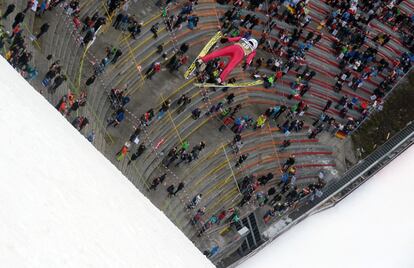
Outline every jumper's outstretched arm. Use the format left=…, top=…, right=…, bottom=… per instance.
left=245, top=50, right=256, bottom=65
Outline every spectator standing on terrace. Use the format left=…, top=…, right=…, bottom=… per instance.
left=37, top=0, right=48, bottom=17
left=85, top=74, right=96, bottom=86
left=23, top=1, right=34, bottom=13
left=157, top=99, right=171, bottom=119
left=187, top=14, right=199, bottom=30
left=226, top=93, right=235, bottom=104
left=309, top=124, right=324, bottom=139
left=254, top=114, right=267, bottom=129
left=127, top=144, right=146, bottom=165
left=66, top=97, right=80, bottom=116
left=108, top=0, right=121, bottom=15
left=323, top=100, right=332, bottom=112
left=145, top=62, right=161, bottom=80
left=259, top=173, right=274, bottom=186
left=219, top=116, right=234, bottom=132
left=149, top=178, right=161, bottom=191
left=173, top=54, right=189, bottom=72
left=280, top=139, right=291, bottom=151
left=12, top=12, right=25, bottom=28
left=2, top=4, right=15, bottom=20
left=111, top=48, right=123, bottom=64
left=82, top=28, right=95, bottom=47
left=94, top=16, right=107, bottom=32
left=165, top=147, right=179, bottom=167
left=43, top=60, right=61, bottom=82
left=10, top=23, right=22, bottom=39
left=116, top=142, right=131, bottom=162
left=283, top=155, right=295, bottom=171
left=176, top=94, right=191, bottom=113
left=192, top=207, right=206, bottom=225
left=78, top=117, right=89, bottom=132
left=49, top=74, right=67, bottom=94
left=188, top=194, right=203, bottom=209
left=86, top=131, right=95, bottom=143
left=107, top=108, right=125, bottom=128
left=167, top=184, right=175, bottom=197
left=71, top=116, right=83, bottom=130
left=190, top=141, right=205, bottom=160
left=150, top=23, right=159, bottom=39
left=55, top=95, right=67, bottom=113
left=173, top=182, right=185, bottom=196
left=149, top=173, right=167, bottom=191
left=175, top=150, right=189, bottom=167
left=180, top=42, right=189, bottom=54
left=36, top=23, right=50, bottom=39
left=129, top=127, right=141, bottom=144
left=235, top=154, right=249, bottom=168
left=113, top=12, right=124, bottom=29
left=313, top=112, right=327, bottom=127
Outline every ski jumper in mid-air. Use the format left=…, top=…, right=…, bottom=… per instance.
left=198, top=36, right=258, bottom=83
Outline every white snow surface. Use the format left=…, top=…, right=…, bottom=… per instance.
left=0, top=56, right=214, bottom=268
left=239, top=145, right=414, bottom=268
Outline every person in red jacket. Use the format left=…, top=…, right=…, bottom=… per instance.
left=11, top=24, right=21, bottom=38
left=116, top=142, right=131, bottom=162
left=145, top=62, right=161, bottom=80
left=198, top=36, right=258, bottom=83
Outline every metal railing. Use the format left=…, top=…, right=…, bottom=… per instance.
left=228, top=122, right=414, bottom=268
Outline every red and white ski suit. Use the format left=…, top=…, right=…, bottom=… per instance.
left=200, top=37, right=257, bottom=81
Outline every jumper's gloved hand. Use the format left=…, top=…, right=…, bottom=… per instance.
left=220, top=37, right=229, bottom=43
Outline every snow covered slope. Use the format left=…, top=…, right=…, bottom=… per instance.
left=239, top=146, right=414, bottom=268
left=0, top=56, right=213, bottom=268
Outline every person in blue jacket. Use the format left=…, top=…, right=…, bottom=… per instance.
left=107, top=108, right=125, bottom=128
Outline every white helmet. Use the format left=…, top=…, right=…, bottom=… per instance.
left=248, top=38, right=258, bottom=50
